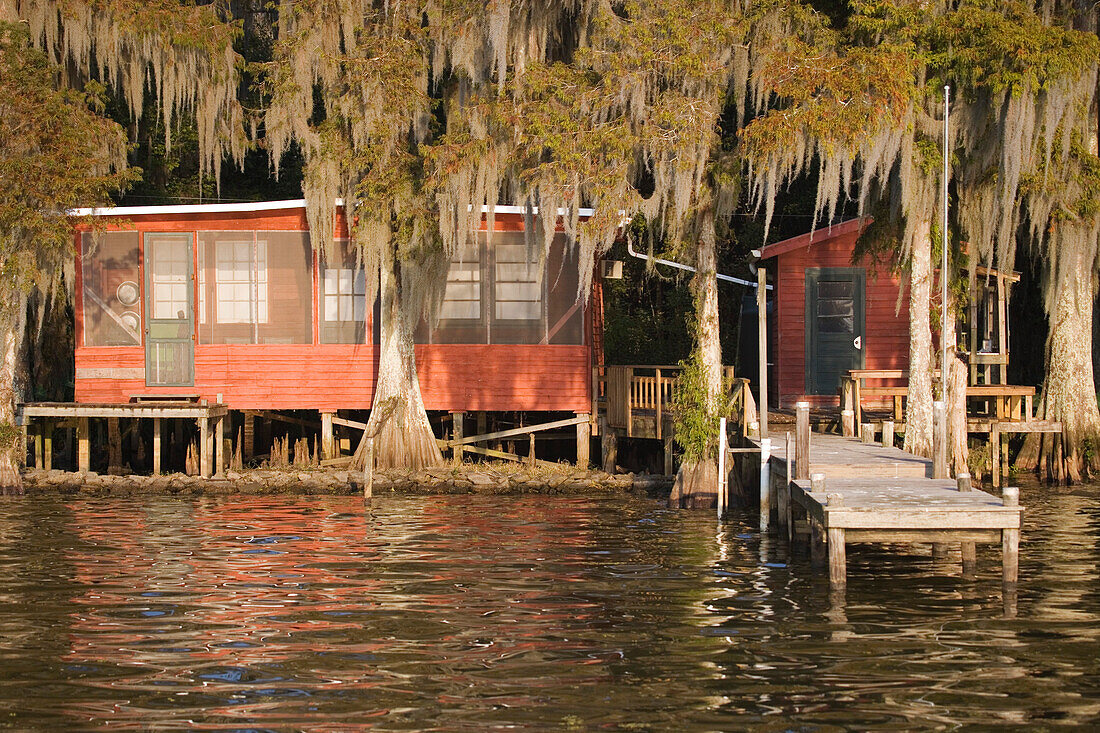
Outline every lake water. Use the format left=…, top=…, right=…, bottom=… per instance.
left=0, top=485, right=1097, bottom=729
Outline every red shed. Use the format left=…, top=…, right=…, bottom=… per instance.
left=759, top=218, right=909, bottom=409
left=73, top=200, right=599, bottom=416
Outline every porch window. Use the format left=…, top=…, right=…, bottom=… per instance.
left=441, top=247, right=482, bottom=320
left=216, top=240, right=268, bottom=324
left=80, top=232, right=141, bottom=347
left=494, top=243, right=541, bottom=320
left=320, top=239, right=367, bottom=344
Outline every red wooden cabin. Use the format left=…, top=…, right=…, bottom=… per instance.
left=74, top=200, right=599, bottom=417
left=759, top=218, right=909, bottom=409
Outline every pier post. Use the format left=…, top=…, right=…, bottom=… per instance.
left=881, top=420, right=894, bottom=449
left=718, top=417, right=727, bottom=521
left=77, top=418, right=90, bottom=473
left=663, top=434, right=674, bottom=476
left=152, top=418, right=162, bottom=475
left=214, top=413, right=226, bottom=478
left=841, top=409, right=854, bottom=438
left=932, top=401, right=947, bottom=479
left=826, top=494, right=846, bottom=588
left=810, top=473, right=826, bottom=567
left=363, top=436, right=374, bottom=500
left=42, top=422, right=52, bottom=471
left=451, top=411, right=464, bottom=465
left=576, top=415, right=591, bottom=469
left=860, top=423, right=874, bottom=444
left=321, top=412, right=335, bottom=460
left=794, top=402, right=810, bottom=480
left=33, top=428, right=42, bottom=470
left=1002, top=486, right=1020, bottom=585
left=957, top=472, right=977, bottom=575
left=198, top=417, right=212, bottom=479
left=759, top=438, right=772, bottom=532
left=600, top=415, right=617, bottom=473
left=779, top=432, right=791, bottom=539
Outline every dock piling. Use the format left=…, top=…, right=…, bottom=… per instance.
left=1002, top=486, right=1020, bottom=585
left=795, top=402, right=810, bottom=480
left=759, top=437, right=771, bottom=532
left=957, top=472, right=977, bottom=575
left=826, top=493, right=846, bottom=588
left=779, top=432, right=792, bottom=540
left=933, top=401, right=947, bottom=479
left=881, top=420, right=894, bottom=449
left=861, top=423, right=874, bottom=444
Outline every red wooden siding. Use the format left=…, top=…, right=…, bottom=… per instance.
left=766, top=221, right=909, bottom=408
left=73, top=203, right=595, bottom=413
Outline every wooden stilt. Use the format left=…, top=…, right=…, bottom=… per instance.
left=528, top=432, right=536, bottom=468
left=663, top=434, right=674, bottom=476
left=215, top=413, right=226, bottom=478
left=152, top=418, right=162, bottom=475
left=243, top=414, right=255, bottom=459
left=451, top=411, right=464, bottom=465
left=600, top=416, right=617, bottom=473
left=199, top=417, right=211, bottom=479
left=576, top=414, right=591, bottom=469
left=778, top=432, right=791, bottom=535
left=321, top=412, right=335, bottom=460
left=1002, top=486, right=1020, bottom=585
left=42, top=422, right=52, bottom=471
left=32, top=427, right=42, bottom=470
left=107, top=417, right=123, bottom=474
left=77, top=418, right=90, bottom=473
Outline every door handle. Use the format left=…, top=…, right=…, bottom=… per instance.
left=853, top=336, right=862, bottom=349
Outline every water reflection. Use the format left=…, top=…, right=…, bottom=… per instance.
left=0, top=488, right=1096, bottom=728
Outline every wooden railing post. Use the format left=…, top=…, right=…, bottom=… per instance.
left=655, top=368, right=663, bottom=440
left=795, top=401, right=810, bottom=480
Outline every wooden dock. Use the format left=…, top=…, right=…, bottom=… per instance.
left=741, top=415, right=1022, bottom=590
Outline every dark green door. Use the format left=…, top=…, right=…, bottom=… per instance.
left=144, top=232, right=195, bottom=387
left=805, top=267, right=865, bottom=395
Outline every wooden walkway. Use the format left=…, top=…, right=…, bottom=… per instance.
left=751, top=431, right=1022, bottom=590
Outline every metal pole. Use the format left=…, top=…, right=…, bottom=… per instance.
left=941, top=85, right=950, bottom=455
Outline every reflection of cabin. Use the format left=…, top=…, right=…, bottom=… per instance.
left=74, top=199, right=599, bottom=420
left=759, top=218, right=1019, bottom=409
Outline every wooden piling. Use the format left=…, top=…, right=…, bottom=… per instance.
left=1002, top=486, right=1020, bottom=584
left=841, top=409, right=854, bottom=439
left=363, top=436, right=374, bottom=500
left=933, top=401, right=947, bottom=479
left=528, top=432, right=536, bottom=468
left=576, top=414, right=591, bottom=468
left=451, top=411, right=464, bottom=465
left=321, top=412, right=335, bottom=460
left=956, top=472, right=977, bottom=574
left=33, top=428, right=43, bottom=470
left=881, top=420, right=894, bottom=449
left=198, top=417, right=212, bottom=479
left=77, top=418, right=90, bottom=473
left=779, top=432, right=791, bottom=538
left=861, top=423, right=874, bottom=444
left=42, top=422, right=52, bottom=471
left=826, top=493, right=846, bottom=588
left=215, top=413, right=226, bottom=478
left=663, top=434, right=674, bottom=476
left=810, top=473, right=826, bottom=567
left=759, top=438, right=772, bottom=532
left=600, top=415, right=617, bottom=473
left=152, top=418, right=162, bottom=475
left=795, top=402, right=810, bottom=480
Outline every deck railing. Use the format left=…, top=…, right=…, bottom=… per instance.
left=595, top=365, right=755, bottom=439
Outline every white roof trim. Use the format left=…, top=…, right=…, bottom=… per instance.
left=71, top=199, right=596, bottom=218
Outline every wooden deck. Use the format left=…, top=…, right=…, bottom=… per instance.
left=750, top=429, right=1022, bottom=590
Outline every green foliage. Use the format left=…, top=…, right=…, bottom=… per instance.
left=0, top=22, right=136, bottom=299
left=672, top=351, right=724, bottom=463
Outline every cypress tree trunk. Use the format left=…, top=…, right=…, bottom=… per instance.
left=364, top=252, right=444, bottom=471
left=1016, top=243, right=1100, bottom=482
left=903, top=220, right=935, bottom=458
left=669, top=209, right=721, bottom=509
left=0, top=300, right=24, bottom=494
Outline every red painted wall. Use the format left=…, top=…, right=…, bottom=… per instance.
left=74, top=205, right=594, bottom=413
left=768, top=223, right=909, bottom=408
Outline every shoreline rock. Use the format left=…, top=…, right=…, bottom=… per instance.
left=20, top=464, right=673, bottom=497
